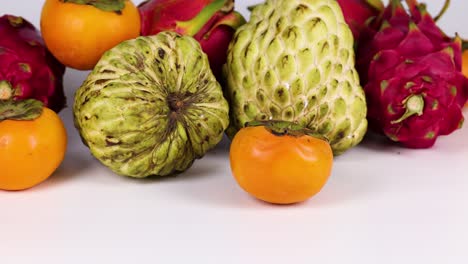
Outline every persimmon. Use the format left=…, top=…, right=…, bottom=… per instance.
left=463, top=50, right=468, bottom=78
left=40, top=0, right=141, bottom=70
left=463, top=49, right=468, bottom=107
left=0, top=100, right=67, bottom=191
left=229, top=121, right=333, bottom=205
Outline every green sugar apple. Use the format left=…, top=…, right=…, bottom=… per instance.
left=74, top=32, right=229, bottom=178
left=223, top=0, right=368, bottom=155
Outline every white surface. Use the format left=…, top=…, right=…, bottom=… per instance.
left=1, top=1, right=468, bottom=263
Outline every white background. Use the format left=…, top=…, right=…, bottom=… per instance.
left=1, top=0, right=468, bottom=263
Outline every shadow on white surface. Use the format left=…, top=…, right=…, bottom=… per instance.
left=42, top=152, right=96, bottom=187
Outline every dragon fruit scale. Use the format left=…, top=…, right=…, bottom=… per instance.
left=138, top=0, right=246, bottom=83
left=356, top=0, right=468, bottom=148
left=336, top=0, right=384, bottom=41
left=0, top=15, right=66, bottom=113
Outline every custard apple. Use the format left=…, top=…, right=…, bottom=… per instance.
left=223, top=0, right=368, bottom=155
left=74, top=32, right=229, bottom=178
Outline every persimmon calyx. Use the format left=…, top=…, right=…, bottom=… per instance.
left=0, top=99, right=43, bottom=121
left=245, top=120, right=329, bottom=142
left=61, top=0, right=126, bottom=13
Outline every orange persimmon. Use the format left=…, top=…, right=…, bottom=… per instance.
left=463, top=50, right=468, bottom=107
left=40, top=0, right=141, bottom=70
left=0, top=106, right=67, bottom=191
left=229, top=121, right=333, bottom=205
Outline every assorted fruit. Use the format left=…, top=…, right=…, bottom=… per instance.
left=1, top=0, right=468, bottom=204
left=223, top=0, right=368, bottom=156
left=0, top=14, right=67, bottom=191
left=139, top=0, right=246, bottom=82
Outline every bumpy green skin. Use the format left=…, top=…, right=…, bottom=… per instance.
left=223, top=0, right=368, bottom=155
left=74, top=32, right=229, bottom=178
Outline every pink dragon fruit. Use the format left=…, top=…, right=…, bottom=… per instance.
left=0, top=15, right=66, bottom=113
left=138, top=0, right=245, bottom=82
left=356, top=0, right=468, bottom=148
left=337, top=0, right=384, bottom=41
